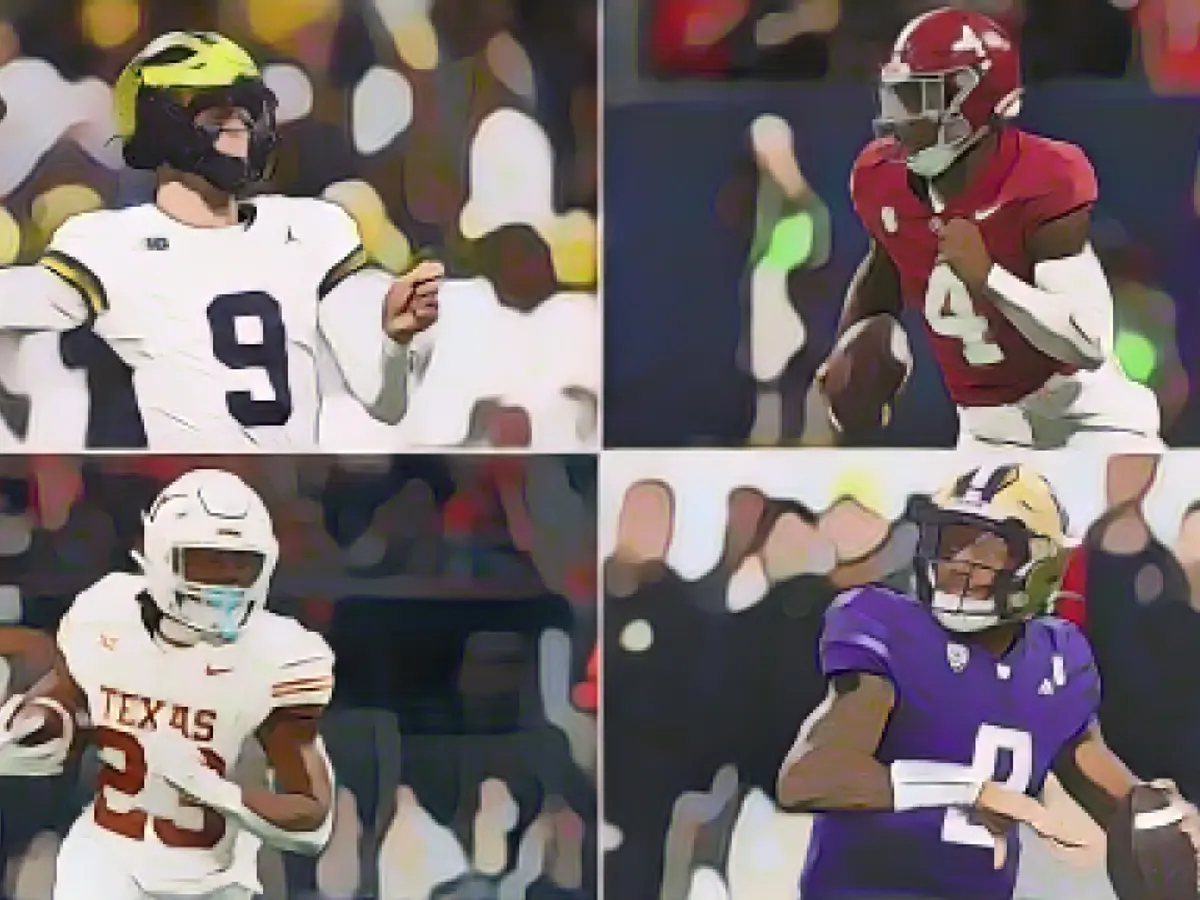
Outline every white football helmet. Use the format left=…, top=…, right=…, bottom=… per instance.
left=133, top=469, right=278, bottom=641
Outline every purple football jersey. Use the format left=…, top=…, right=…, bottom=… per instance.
left=799, top=584, right=1100, bottom=900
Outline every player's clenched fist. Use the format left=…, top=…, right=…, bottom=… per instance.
left=936, top=218, right=994, bottom=294
left=385, top=260, right=443, bottom=343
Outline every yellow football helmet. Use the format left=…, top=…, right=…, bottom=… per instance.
left=909, top=463, right=1072, bottom=633
left=114, top=32, right=278, bottom=193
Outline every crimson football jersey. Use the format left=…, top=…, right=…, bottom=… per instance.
left=850, top=128, right=1098, bottom=407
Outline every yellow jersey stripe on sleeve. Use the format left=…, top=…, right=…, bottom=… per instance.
left=318, top=245, right=369, bottom=300
left=39, top=251, right=108, bottom=317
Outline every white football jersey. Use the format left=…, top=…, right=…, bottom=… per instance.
left=57, top=572, right=334, bottom=895
left=34, top=196, right=397, bottom=451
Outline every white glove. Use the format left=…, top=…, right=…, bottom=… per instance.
left=140, top=727, right=241, bottom=814
left=0, top=694, right=70, bottom=777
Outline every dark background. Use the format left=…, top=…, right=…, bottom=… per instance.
left=0, top=454, right=597, bottom=900
left=604, top=453, right=1200, bottom=899
left=605, top=0, right=1200, bottom=447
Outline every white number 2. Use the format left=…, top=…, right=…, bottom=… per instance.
left=924, top=264, right=1006, bottom=366
left=942, top=724, right=1033, bottom=850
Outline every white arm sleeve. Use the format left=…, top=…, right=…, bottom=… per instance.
left=0, top=265, right=91, bottom=331
left=984, top=244, right=1113, bottom=369
left=318, top=269, right=412, bottom=424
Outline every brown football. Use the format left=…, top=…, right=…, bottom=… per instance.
left=819, top=314, right=913, bottom=436
left=7, top=701, right=67, bottom=746
left=1107, top=783, right=1200, bottom=900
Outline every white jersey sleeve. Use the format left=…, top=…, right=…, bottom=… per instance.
left=0, top=213, right=102, bottom=331
left=56, top=573, right=145, bottom=684
left=265, top=620, right=335, bottom=711
left=307, top=202, right=412, bottom=424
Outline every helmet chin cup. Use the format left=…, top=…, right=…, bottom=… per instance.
left=904, top=114, right=981, bottom=179
left=933, top=607, right=1000, bottom=633
left=931, top=588, right=1003, bottom=633
left=906, top=143, right=960, bottom=178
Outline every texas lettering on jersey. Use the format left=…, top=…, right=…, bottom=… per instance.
left=56, top=572, right=334, bottom=894
left=850, top=128, right=1098, bottom=406
left=97, top=686, right=217, bottom=743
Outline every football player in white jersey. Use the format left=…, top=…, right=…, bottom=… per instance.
left=0, top=468, right=337, bottom=899
left=0, top=32, right=440, bottom=451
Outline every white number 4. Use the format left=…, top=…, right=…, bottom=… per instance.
left=924, top=264, right=1005, bottom=366
left=943, top=724, right=1033, bottom=850
left=952, top=24, right=987, bottom=58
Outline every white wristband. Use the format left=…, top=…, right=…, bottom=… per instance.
left=890, top=760, right=985, bottom=811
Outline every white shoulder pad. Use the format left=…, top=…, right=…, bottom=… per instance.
left=255, top=614, right=335, bottom=709
left=302, top=200, right=369, bottom=301
left=38, top=210, right=119, bottom=319
left=57, top=573, right=147, bottom=658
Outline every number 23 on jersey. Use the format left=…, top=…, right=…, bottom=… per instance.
left=94, top=726, right=229, bottom=849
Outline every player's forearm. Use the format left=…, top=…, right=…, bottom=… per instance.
left=0, top=627, right=58, bottom=688
left=213, top=782, right=332, bottom=854
left=1055, top=728, right=1139, bottom=828
left=319, top=271, right=412, bottom=424
left=365, top=337, right=411, bottom=423
left=984, top=248, right=1111, bottom=370
left=833, top=244, right=901, bottom=345
left=0, top=266, right=89, bottom=331
left=777, top=748, right=894, bottom=812
left=239, top=783, right=329, bottom=833
left=780, top=751, right=991, bottom=815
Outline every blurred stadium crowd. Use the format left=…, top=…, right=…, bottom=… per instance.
left=605, top=0, right=1200, bottom=447
left=645, top=0, right=1191, bottom=88
left=603, top=451, right=1200, bottom=900
left=0, top=0, right=598, bottom=450
left=0, top=454, right=597, bottom=900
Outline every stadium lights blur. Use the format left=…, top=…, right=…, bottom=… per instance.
left=1115, top=329, right=1158, bottom=383
left=0, top=207, right=19, bottom=265
left=81, top=0, right=141, bottom=50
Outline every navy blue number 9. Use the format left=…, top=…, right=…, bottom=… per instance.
left=207, top=292, right=293, bottom=427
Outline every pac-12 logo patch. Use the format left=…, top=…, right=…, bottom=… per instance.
left=947, top=642, right=969, bottom=673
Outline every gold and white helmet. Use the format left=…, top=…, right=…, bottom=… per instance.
left=909, top=463, right=1072, bottom=633
left=133, top=469, right=278, bottom=641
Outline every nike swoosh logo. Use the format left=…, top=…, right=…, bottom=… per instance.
left=974, top=204, right=1003, bottom=221
left=206, top=666, right=232, bottom=676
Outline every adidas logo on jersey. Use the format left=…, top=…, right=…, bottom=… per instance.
left=1038, top=678, right=1054, bottom=696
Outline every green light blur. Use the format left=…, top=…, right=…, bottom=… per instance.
left=763, top=212, right=814, bottom=271
left=1115, top=330, right=1158, bottom=383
